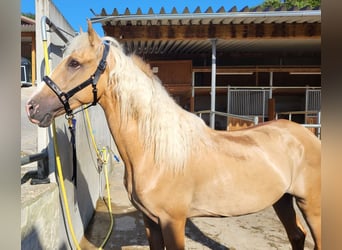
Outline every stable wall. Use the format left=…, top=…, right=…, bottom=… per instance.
left=149, top=60, right=192, bottom=109
left=149, top=60, right=192, bottom=85
left=21, top=1, right=121, bottom=249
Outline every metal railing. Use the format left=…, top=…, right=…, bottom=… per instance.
left=227, top=87, right=270, bottom=122
left=276, top=110, right=321, bottom=139
left=21, top=151, right=48, bottom=166
left=196, top=109, right=321, bottom=138
left=305, top=88, right=321, bottom=122
left=193, top=85, right=321, bottom=123
left=195, top=110, right=259, bottom=130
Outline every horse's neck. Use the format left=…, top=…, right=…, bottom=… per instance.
left=99, top=94, right=145, bottom=193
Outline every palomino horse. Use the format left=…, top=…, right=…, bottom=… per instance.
left=26, top=21, right=321, bottom=250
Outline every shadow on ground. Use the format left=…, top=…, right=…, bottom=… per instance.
left=80, top=199, right=231, bottom=250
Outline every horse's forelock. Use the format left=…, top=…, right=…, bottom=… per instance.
left=62, top=33, right=115, bottom=58
left=63, top=33, right=91, bottom=57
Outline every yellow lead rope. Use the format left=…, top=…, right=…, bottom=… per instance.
left=51, top=122, right=81, bottom=250
left=84, top=108, right=114, bottom=249
left=43, top=40, right=81, bottom=249
left=98, top=147, right=114, bottom=250
left=44, top=39, right=113, bottom=249
left=84, top=107, right=103, bottom=163
left=44, top=39, right=81, bottom=250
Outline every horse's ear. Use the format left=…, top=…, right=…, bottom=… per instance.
left=87, top=19, right=101, bottom=46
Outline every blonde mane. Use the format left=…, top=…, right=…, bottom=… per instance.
left=102, top=36, right=212, bottom=173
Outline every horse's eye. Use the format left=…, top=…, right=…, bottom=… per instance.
left=68, top=59, right=80, bottom=68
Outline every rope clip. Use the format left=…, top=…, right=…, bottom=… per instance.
left=97, top=158, right=103, bottom=172
left=66, top=113, right=75, bottom=128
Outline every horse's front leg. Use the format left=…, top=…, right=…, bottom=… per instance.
left=142, top=213, right=165, bottom=249
left=159, top=216, right=187, bottom=250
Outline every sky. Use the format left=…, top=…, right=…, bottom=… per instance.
left=21, top=0, right=264, bottom=36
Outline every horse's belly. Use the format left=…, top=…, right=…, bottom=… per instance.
left=189, top=190, right=278, bottom=217
left=188, top=160, right=290, bottom=217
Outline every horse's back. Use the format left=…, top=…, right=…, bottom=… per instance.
left=214, top=119, right=320, bottom=195
left=254, top=119, right=321, bottom=170
left=184, top=119, right=311, bottom=216
left=267, top=119, right=320, bottom=153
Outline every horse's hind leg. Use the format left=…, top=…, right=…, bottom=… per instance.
left=273, top=193, right=306, bottom=250
left=143, top=214, right=165, bottom=249
left=295, top=194, right=321, bottom=250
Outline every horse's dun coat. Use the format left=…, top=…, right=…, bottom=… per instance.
left=26, top=20, right=321, bottom=250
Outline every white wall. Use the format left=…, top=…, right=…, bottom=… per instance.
left=23, top=1, right=120, bottom=249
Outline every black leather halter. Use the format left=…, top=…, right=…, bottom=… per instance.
left=43, top=40, right=110, bottom=119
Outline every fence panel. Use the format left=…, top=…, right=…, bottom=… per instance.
left=306, top=89, right=321, bottom=112
left=227, top=87, right=270, bottom=121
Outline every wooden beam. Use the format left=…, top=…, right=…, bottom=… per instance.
left=192, top=66, right=321, bottom=73
left=21, top=32, right=35, bottom=37
left=104, top=22, right=320, bottom=41
left=164, top=84, right=192, bottom=93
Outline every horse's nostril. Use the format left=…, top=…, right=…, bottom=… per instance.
left=26, top=101, right=38, bottom=117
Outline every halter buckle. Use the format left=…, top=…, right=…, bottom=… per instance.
left=97, top=60, right=107, bottom=73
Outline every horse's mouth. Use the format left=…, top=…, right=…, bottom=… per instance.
left=38, top=113, right=54, bottom=127
left=26, top=98, right=67, bottom=127
left=29, top=113, right=54, bottom=127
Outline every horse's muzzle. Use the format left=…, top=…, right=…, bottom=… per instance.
left=26, top=100, right=53, bottom=127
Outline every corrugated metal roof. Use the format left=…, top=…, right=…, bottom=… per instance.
left=122, top=38, right=320, bottom=56
left=91, top=5, right=321, bottom=26
left=90, top=6, right=321, bottom=56
left=21, top=15, right=35, bottom=32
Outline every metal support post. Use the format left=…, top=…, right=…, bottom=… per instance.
left=210, top=39, right=217, bottom=129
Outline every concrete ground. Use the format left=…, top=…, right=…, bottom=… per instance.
left=80, top=164, right=315, bottom=250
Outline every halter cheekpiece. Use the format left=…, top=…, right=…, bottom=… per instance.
left=43, top=40, right=110, bottom=119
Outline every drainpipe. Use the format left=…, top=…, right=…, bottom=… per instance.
left=41, top=16, right=69, bottom=44
left=210, top=39, right=217, bottom=129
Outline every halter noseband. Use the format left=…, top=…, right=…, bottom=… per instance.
left=43, top=40, right=110, bottom=119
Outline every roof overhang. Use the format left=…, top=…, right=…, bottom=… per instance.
left=92, top=9, right=321, bottom=26
left=21, top=15, right=35, bottom=43
left=90, top=7, right=321, bottom=56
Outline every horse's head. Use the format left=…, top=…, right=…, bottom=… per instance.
left=26, top=20, right=110, bottom=127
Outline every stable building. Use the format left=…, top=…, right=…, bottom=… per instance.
left=91, top=5, right=321, bottom=130
left=21, top=15, right=36, bottom=86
